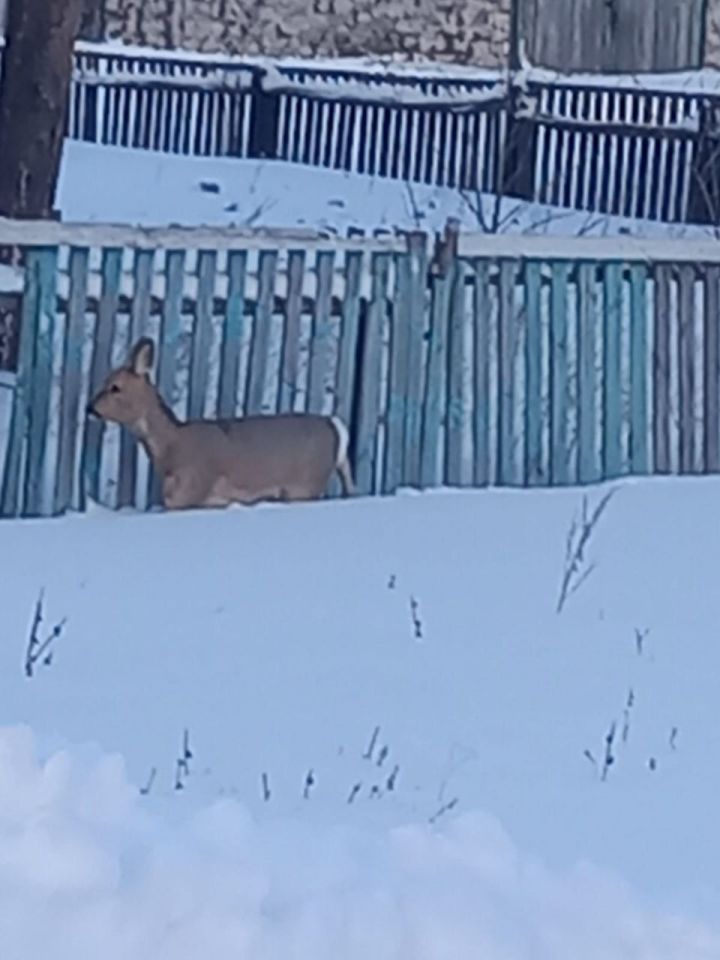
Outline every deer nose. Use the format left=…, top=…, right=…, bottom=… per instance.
left=86, top=402, right=97, bottom=417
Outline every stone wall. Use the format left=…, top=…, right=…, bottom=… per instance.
left=705, top=0, right=720, bottom=67
left=102, top=0, right=512, bottom=67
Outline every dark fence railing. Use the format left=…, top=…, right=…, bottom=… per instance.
left=4, top=40, right=719, bottom=227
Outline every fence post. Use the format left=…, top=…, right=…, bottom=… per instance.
left=501, top=76, right=536, bottom=202
left=248, top=68, right=280, bottom=159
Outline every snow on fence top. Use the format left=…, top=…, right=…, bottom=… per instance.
left=2, top=217, right=720, bottom=264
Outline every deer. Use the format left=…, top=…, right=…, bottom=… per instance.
left=86, top=337, right=355, bottom=510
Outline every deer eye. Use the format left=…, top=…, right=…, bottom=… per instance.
left=110, top=384, right=121, bottom=393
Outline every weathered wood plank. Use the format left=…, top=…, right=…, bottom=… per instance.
left=496, top=259, right=516, bottom=485
left=403, top=232, right=428, bottom=487
left=217, top=250, right=246, bottom=419
left=420, top=265, right=451, bottom=488
left=118, top=248, right=155, bottom=509
left=703, top=264, right=720, bottom=473
left=473, top=259, right=490, bottom=487
left=524, top=260, right=543, bottom=485
left=307, top=250, right=335, bottom=414
left=653, top=264, right=671, bottom=473
left=577, top=263, right=598, bottom=484
left=54, top=247, right=89, bottom=515
left=677, top=264, right=695, bottom=473
left=187, top=250, right=217, bottom=421
left=550, top=260, right=569, bottom=484
left=24, top=248, right=58, bottom=517
left=384, top=248, right=411, bottom=494
left=629, top=263, right=649, bottom=474
left=278, top=249, right=305, bottom=414
left=147, top=249, right=185, bottom=508
left=82, top=247, right=123, bottom=506
left=602, top=261, right=623, bottom=478
left=445, top=261, right=467, bottom=486
left=0, top=249, right=45, bottom=517
left=355, top=252, right=390, bottom=494
left=245, top=250, right=278, bottom=415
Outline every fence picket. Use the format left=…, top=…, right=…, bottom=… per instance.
left=703, top=265, right=720, bottom=472
left=24, top=248, right=58, bottom=517
left=54, top=247, right=90, bottom=515
left=550, top=261, right=570, bottom=484
left=445, top=261, right=466, bottom=486
left=653, top=265, right=671, bottom=473
left=677, top=264, right=696, bottom=473
left=118, top=248, right=155, bottom=508
left=217, top=250, right=247, bottom=419
left=403, top=233, right=428, bottom=488
left=603, top=261, right=623, bottom=478
left=497, top=260, right=517, bottom=485
left=473, top=260, right=490, bottom=487
left=278, top=250, right=305, bottom=413
left=384, top=249, right=411, bottom=494
left=307, top=251, right=335, bottom=413
left=0, top=250, right=48, bottom=517
left=82, top=247, right=123, bottom=506
left=355, top=252, right=390, bottom=494
left=629, top=263, right=649, bottom=474
left=245, top=250, right=278, bottom=414
left=188, top=250, right=217, bottom=420
left=577, top=263, right=598, bottom=484
left=524, top=260, right=543, bottom=485
left=420, top=267, right=451, bottom=488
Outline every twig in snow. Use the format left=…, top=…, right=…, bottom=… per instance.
left=347, top=782, right=362, bottom=804
left=174, top=760, right=185, bottom=791
left=387, top=574, right=396, bottom=590
left=429, top=797, right=459, bottom=824
left=369, top=784, right=381, bottom=799
left=556, top=489, right=616, bottom=614
left=386, top=765, right=400, bottom=792
left=583, top=749, right=598, bottom=770
left=622, top=688, right=634, bottom=744
left=648, top=757, right=657, bottom=772
left=669, top=727, right=678, bottom=751
left=635, top=627, right=649, bottom=656
left=410, top=596, right=424, bottom=640
left=303, top=769, right=315, bottom=800
left=24, top=591, right=67, bottom=678
left=601, top=721, right=617, bottom=781
left=139, top=767, right=157, bottom=796
left=376, top=745, right=389, bottom=768
left=363, top=725, right=380, bottom=761
left=261, top=772, right=271, bottom=802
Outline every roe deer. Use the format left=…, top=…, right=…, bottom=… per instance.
left=87, top=337, right=355, bottom=510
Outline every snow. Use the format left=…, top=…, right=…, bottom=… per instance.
left=0, top=481, right=719, bottom=957
left=56, top=141, right=714, bottom=240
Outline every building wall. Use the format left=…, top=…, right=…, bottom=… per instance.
left=102, top=0, right=512, bottom=66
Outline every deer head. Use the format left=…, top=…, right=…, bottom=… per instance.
left=87, top=337, right=159, bottom=428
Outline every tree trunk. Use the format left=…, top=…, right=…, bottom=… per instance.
left=0, top=0, right=84, bottom=219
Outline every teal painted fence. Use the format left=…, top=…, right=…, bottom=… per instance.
left=1, top=221, right=719, bottom=518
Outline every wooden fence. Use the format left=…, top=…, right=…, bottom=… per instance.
left=1, top=219, right=720, bottom=518
left=54, top=42, right=720, bottom=226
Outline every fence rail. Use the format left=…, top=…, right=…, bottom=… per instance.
left=1, top=220, right=719, bottom=518
left=41, top=42, right=720, bottom=227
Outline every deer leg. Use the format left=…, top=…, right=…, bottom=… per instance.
left=336, top=459, right=355, bottom=497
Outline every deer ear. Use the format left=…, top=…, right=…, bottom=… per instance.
left=129, top=337, right=155, bottom=377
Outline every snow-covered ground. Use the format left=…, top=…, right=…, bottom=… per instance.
left=57, top=140, right=714, bottom=240
left=0, top=480, right=720, bottom=958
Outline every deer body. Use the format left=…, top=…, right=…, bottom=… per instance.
left=88, top=338, right=354, bottom=510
